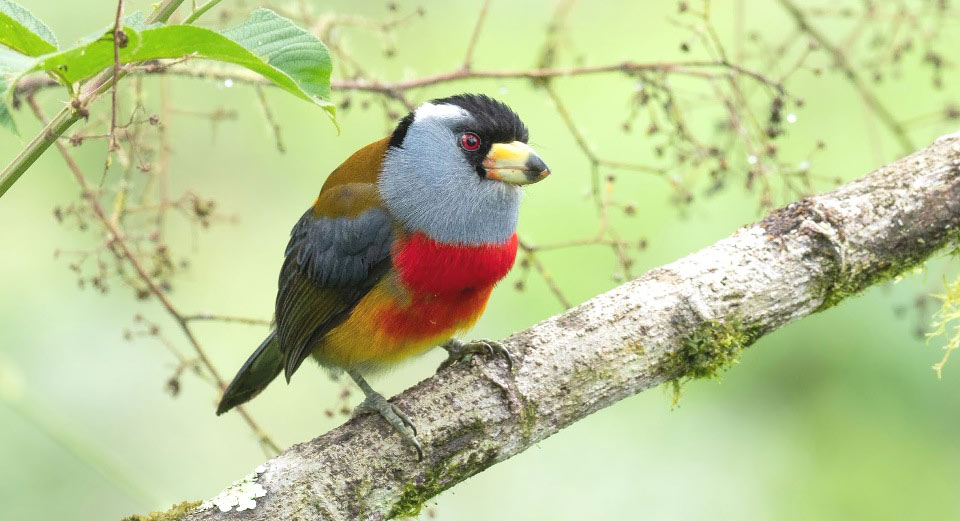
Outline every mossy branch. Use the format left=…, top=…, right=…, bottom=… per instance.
left=142, top=131, right=959, bottom=521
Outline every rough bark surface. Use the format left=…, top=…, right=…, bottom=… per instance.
left=174, top=132, right=960, bottom=521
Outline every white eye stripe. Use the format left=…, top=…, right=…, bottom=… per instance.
left=414, top=102, right=470, bottom=123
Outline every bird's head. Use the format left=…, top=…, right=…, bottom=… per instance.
left=379, top=93, right=550, bottom=245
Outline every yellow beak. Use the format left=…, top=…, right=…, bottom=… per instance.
left=482, top=141, right=551, bottom=185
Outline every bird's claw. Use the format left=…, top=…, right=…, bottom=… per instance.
left=354, top=392, right=423, bottom=461
left=439, top=338, right=514, bottom=371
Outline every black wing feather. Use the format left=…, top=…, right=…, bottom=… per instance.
left=275, top=207, right=393, bottom=380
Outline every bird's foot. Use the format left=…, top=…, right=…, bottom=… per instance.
left=438, top=338, right=514, bottom=371
left=353, top=390, right=423, bottom=461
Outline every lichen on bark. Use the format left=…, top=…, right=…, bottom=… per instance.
left=121, top=501, right=201, bottom=521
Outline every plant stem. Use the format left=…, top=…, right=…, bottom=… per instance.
left=0, top=0, right=190, bottom=201
left=0, top=70, right=122, bottom=200
left=146, top=0, right=187, bottom=24
left=183, top=0, right=223, bottom=25
left=0, top=107, right=80, bottom=198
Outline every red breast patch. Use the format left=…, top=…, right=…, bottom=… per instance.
left=393, top=232, right=518, bottom=294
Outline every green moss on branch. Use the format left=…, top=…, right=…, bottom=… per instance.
left=388, top=450, right=497, bottom=519
left=662, top=316, right=764, bottom=402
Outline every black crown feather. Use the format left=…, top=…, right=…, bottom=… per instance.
left=389, top=93, right=529, bottom=149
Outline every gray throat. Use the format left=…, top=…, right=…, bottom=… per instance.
left=379, top=149, right=521, bottom=245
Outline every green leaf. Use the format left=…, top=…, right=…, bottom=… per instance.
left=0, top=0, right=57, bottom=56
left=0, top=79, right=15, bottom=134
left=0, top=8, right=335, bottom=135
left=32, top=28, right=144, bottom=86
left=123, top=11, right=161, bottom=31
left=0, top=47, right=36, bottom=135
left=0, top=46, right=34, bottom=78
left=131, top=8, right=334, bottom=117
left=221, top=8, right=333, bottom=105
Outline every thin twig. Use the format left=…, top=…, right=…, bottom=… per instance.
left=109, top=0, right=124, bottom=151
left=328, top=60, right=783, bottom=92
left=26, top=95, right=281, bottom=456
left=517, top=238, right=572, bottom=309
left=777, top=0, right=915, bottom=153
left=184, top=313, right=272, bottom=326
left=461, top=0, right=491, bottom=71
left=255, top=85, right=286, bottom=153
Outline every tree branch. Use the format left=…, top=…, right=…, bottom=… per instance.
left=140, top=131, right=960, bottom=521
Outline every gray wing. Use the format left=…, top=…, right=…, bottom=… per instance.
left=275, top=207, right=393, bottom=380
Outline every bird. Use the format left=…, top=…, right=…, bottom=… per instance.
left=215, top=93, right=550, bottom=459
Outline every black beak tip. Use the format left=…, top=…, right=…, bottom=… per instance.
left=525, top=155, right=549, bottom=174
left=524, top=155, right=550, bottom=182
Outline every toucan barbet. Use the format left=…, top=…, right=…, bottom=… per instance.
left=216, top=94, right=550, bottom=459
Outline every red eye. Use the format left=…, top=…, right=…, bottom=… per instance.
left=460, top=132, right=481, bottom=151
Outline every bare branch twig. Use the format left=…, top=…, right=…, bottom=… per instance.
left=461, top=0, right=491, bottom=71
left=777, top=0, right=915, bottom=153
left=25, top=96, right=281, bottom=456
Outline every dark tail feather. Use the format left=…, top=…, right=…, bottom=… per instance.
left=216, top=331, right=283, bottom=416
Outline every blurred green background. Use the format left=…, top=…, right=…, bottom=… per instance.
left=1, top=1, right=959, bottom=520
